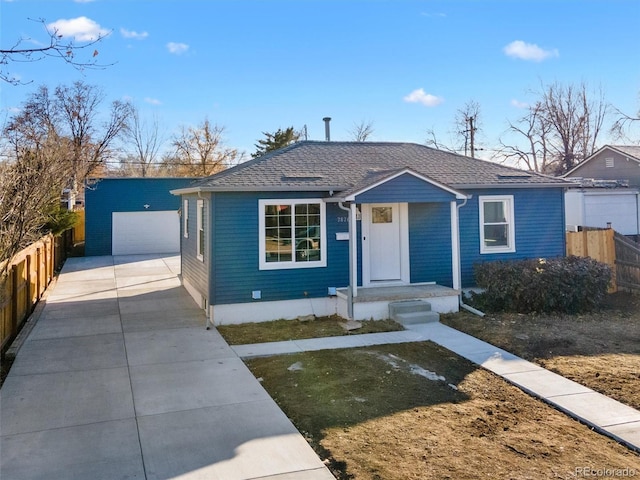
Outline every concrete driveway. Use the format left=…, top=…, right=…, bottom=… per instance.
left=0, top=255, right=333, bottom=480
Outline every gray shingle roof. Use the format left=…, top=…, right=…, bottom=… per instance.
left=611, top=145, right=640, bottom=161
left=177, top=142, right=569, bottom=196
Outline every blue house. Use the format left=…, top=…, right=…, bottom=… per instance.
left=171, top=142, right=570, bottom=324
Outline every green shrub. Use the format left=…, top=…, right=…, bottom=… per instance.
left=472, top=256, right=611, bottom=314
left=42, top=206, right=78, bottom=236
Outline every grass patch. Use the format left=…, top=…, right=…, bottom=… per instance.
left=217, top=315, right=403, bottom=345
left=246, top=342, right=640, bottom=479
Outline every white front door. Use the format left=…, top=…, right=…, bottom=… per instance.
left=362, top=203, right=409, bottom=284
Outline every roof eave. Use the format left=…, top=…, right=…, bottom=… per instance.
left=171, top=185, right=348, bottom=195
left=452, top=182, right=572, bottom=189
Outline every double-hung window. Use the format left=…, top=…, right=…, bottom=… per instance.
left=479, top=195, right=515, bottom=254
left=259, top=199, right=326, bottom=270
left=196, top=199, right=205, bottom=261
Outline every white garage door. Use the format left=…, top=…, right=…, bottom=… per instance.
left=112, top=211, right=180, bottom=255
left=585, top=193, right=638, bottom=235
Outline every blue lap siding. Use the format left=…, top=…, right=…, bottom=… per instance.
left=409, top=203, right=453, bottom=286
left=459, top=187, right=566, bottom=286
left=180, top=193, right=209, bottom=301
left=210, top=192, right=349, bottom=305
left=354, top=173, right=457, bottom=204
left=178, top=185, right=566, bottom=307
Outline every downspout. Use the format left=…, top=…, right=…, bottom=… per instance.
left=636, top=191, right=640, bottom=238
left=338, top=201, right=355, bottom=319
left=455, top=196, right=485, bottom=317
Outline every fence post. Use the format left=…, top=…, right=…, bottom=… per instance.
left=26, top=254, right=32, bottom=313
left=11, top=265, right=18, bottom=340
left=36, top=247, right=41, bottom=298
left=48, top=235, right=54, bottom=284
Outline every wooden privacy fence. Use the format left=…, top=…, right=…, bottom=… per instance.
left=73, top=209, right=85, bottom=243
left=615, top=231, right=640, bottom=292
left=566, top=227, right=640, bottom=293
left=0, top=233, right=71, bottom=353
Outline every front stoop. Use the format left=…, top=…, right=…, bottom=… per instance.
left=389, top=300, right=440, bottom=325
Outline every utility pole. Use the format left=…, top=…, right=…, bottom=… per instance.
left=468, top=115, right=476, bottom=158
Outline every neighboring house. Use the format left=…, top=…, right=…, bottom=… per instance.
left=171, top=141, right=570, bottom=324
left=85, top=177, right=199, bottom=256
left=563, top=145, right=640, bottom=237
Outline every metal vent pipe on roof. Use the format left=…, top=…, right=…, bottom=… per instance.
left=323, top=117, right=331, bottom=141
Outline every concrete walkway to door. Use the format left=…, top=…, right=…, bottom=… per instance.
left=233, top=323, right=640, bottom=453
left=0, top=255, right=334, bottom=480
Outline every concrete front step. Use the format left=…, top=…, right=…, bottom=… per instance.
left=389, top=300, right=440, bottom=325
left=394, top=310, right=440, bottom=325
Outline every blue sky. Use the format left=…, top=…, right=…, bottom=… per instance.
left=2, top=0, right=639, bottom=160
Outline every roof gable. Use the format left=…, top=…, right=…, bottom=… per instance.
left=564, top=145, right=640, bottom=177
left=344, top=168, right=467, bottom=202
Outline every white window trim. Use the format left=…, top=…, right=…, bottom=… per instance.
left=258, top=199, right=327, bottom=270
left=196, top=199, right=204, bottom=261
left=183, top=199, right=189, bottom=238
left=479, top=195, right=515, bottom=254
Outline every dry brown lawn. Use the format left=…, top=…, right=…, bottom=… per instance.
left=442, top=291, right=640, bottom=410
left=247, top=340, right=640, bottom=479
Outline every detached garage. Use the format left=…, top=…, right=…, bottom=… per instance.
left=565, top=186, right=640, bottom=236
left=85, top=178, right=199, bottom=256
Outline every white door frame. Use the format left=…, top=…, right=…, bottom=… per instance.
left=361, top=203, right=410, bottom=286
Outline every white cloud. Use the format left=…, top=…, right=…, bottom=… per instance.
left=403, top=88, right=444, bottom=107
left=510, top=99, right=529, bottom=109
left=167, top=42, right=189, bottom=55
left=47, top=17, right=109, bottom=41
left=503, top=40, right=559, bottom=62
left=144, top=97, right=162, bottom=105
left=74, top=0, right=95, bottom=3
left=420, top=12, right=446, bottom=18
left=120, top=28, right=149, bottom=40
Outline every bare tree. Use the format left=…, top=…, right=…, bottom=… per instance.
left=425, top=127, right=458, bottom=153
left=1, top=100, right=73, bottom=276
left=610, top=94, right=640, bottom=143
left=348, top=120, right=375, bottom=142
left=425, top=100, right=483, bottom=156
left=499, top=82, right=608, bottom=174
left=123, top=106, right=164, bottom=177
left=0, top=81, right=131, bottom=272
left=1, top=18, right=111, bottom=85
left=170, top=119, right=242, bottom=176
left=496, top=101, right=554, bottom=172
left=54, top=81, right=132, bottom=188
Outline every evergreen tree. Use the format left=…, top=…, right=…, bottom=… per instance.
left=252, top=127, right=300, bottom=158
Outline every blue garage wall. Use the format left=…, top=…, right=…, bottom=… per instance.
left=459, top=187, right=566, bottom=287
left=211, top=192, right=349, bottom=305
left=85, top=178, right=198, bottom=256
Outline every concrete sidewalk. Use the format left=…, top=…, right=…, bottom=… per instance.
left=233, top=322, right=640, bottom=452
left=0, top=255, right=334, bottom=480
